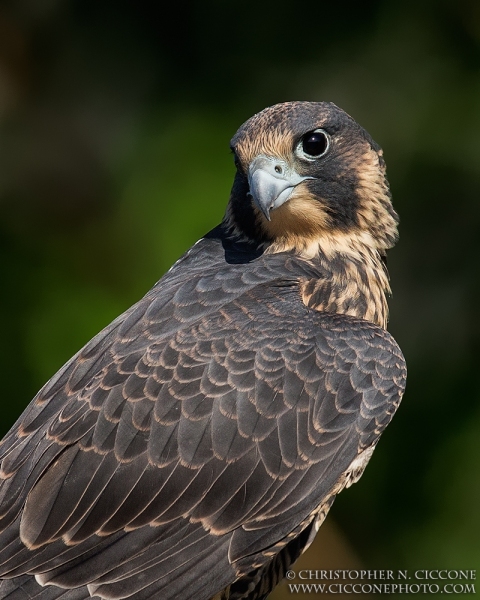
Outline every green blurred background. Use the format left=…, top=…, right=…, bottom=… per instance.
left=0, top=0, right=478, bottom=597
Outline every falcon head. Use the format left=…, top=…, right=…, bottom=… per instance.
left=227, top=101, right=398, bottom=256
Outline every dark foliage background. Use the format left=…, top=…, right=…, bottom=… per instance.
left=0, top=1, right=478, bottom=597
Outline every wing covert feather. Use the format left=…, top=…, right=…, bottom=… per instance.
left=0, top=242, right=406, bottom=599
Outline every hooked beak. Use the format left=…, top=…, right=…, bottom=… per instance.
left=247, top=156, right=313, bottom=221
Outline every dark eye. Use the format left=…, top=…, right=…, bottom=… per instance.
left=296, top=129, right=330, bottom=160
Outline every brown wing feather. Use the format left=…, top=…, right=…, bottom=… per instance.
left=0, top=239, right=406, bottom=600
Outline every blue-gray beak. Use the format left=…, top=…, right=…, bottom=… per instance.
left=248, top=156, right=313, bottom=221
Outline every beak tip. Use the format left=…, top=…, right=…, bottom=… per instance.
left=258, top=203, right=272, bottom=221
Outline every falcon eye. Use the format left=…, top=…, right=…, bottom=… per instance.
left=296, top=129, right=330, bottom=160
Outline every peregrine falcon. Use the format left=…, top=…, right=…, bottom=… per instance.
left=0, top=102, right=406, bottom=600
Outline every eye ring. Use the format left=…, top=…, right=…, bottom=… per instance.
left=295, top=129, right=330, bottom=161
